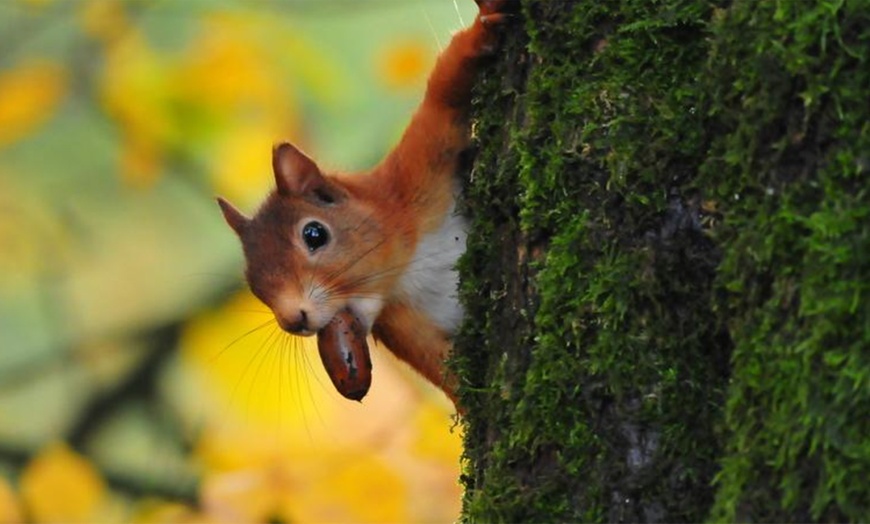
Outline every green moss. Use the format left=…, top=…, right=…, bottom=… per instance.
left=456, top=0, right=870, bottom=521
left=456, top=0, right=727, bottom=521
left=701, top=1, right=870, bottom=521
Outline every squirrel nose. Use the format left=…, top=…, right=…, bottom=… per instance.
left=276, top=308, right=313, bottom=336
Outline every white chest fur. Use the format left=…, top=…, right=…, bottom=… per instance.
left=396, top=197, right=467, bottom=335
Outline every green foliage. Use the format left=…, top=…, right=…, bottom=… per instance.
left=456, top=0, right=870, bottom=521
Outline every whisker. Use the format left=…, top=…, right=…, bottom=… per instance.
left=306, top=245, right=324, bottom=302
left=319, top=235, right=389, bottom=291
left=292, top=336, right=316, bottom=443
left=181, top=272, right=242, bottom=280
left=229, top=324, right=279, bottom=416
left=421, top=2, right=444, bottom=52
left=211, top=318, right=276, bottom=364
left=283, top=332, right=307, bottom=436
left=270, top=332, right=293, bottom=433
left=452, top=0, right=465, bottom=28
left=289, top=335, right=301, bottom=430
left=319, top=245, right=406, bottom=297
left=317, top=205, right=388, bottom=288
left=230, top=309, right=275, bottom=315
left=276, top=331, right=288, bottom=434
left=306, top=206, right=383, bottom=301
left=299, top=339, right=329, bottom=427
left=246, top=326, right=283, bottom=423
left=321, top=248, right=460, bottom=299
left=316, top=202, right=463, bottom=301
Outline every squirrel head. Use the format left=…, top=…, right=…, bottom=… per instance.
left=217, top=143, right=407, bottom=336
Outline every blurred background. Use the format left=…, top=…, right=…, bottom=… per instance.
left=0, top=0, right=475, bottom=522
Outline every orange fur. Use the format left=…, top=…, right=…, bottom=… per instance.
left=372, top=302, right=458, bottom=405
left=218, top=2, right=511, bottom=404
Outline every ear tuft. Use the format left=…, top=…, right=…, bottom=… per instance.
left=272, top=142, right=323, bottom=196
left=217, top=197, right=249, bottom=236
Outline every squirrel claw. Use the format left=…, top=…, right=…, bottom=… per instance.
left=475, top=0, right=520, bottom=17
left=476, top=0, right=520, bottom=30
left=480, top=12, right=519, bottom=27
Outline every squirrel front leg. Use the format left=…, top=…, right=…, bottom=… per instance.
left=425, top=0, right=514, bottom=110
left=377, top=1, right=514, bottom=215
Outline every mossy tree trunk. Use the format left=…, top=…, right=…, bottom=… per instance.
left=454, top=1, right=870, bottom=522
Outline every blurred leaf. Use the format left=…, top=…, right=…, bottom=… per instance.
left=0, top=476, right=23, bottom=524
left=19, top=0, right=55, bottom=9
left=0, top=61, right=66, bottom=147
left=292, top=451, right=407, bottom=523
left=178, top=13, right=305, bottom=202
left=273, top=28, right=348, bottom=108
left=199, top=467, right=281, bottom=523
left=209, top=123, right=281, bottom=206
left=379, top=39, right=432, bottom=91
left=85, top=400, right=198, bottom=497
left=198, top=430, right=409, bottom=523
left=0, top=177, right=72, bottom=282
left=177, top=14, right=293, bottom=114
left=129, top=499, right=206, bottom=524
left=96, top=11, right=303, bottom=191
left=79, top=0, right=130, bottom=42
left=99, top=34, right=173, bottom=186
left=19, top=442, right=108, bottom=523
left=57, top=181, right=240, bottom=344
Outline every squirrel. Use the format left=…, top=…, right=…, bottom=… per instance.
left=217, top=0, right=514, bottom=406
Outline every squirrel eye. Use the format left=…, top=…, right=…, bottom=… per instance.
left=302, top=221, right=330, bottom=252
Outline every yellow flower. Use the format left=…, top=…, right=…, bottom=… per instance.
left=0, top=61, right=66, bottom=147
left=19, top=443, right=108, bottom=523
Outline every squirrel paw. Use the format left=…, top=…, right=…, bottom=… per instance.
left=475, top=0, right=520, bottom=26
left=473, top=0, right=519, bottom=55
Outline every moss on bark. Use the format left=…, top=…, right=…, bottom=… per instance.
left=454, top=0, right=870, bottom=522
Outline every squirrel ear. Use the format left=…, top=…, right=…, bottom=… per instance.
left=272, top=142, right=323, bottom=196
left=217, top=197, right=249, bottom=236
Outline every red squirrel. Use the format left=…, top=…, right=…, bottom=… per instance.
left=217, top=0, right=513, bottom=406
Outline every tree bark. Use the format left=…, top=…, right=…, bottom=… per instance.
left=454, top=1, right=870, bottom=522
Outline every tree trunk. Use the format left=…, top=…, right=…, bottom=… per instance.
left=454, top=1, right=870, bottom=522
